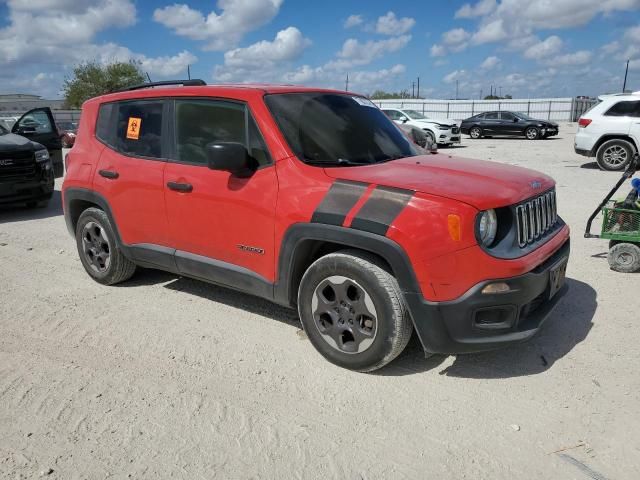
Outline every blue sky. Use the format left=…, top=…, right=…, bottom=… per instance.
left=1, top=0, right=639, bottom=99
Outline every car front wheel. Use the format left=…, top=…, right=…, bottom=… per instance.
left=525, top=127, right=539, bottom=140
left=469, top=126, right=482, bottom=139
left=596, top=139, right=635, bottom=171
left=298, top=250, right=413, bottom=372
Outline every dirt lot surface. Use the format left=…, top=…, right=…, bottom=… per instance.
left=1, top=124, right=639, bottom=479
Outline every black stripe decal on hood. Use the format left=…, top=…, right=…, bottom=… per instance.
left=311, top=180, right=368, bottom=226
left=350, top=186, right=414, bottom=235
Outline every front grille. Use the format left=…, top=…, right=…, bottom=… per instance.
left=0, top=152, right=36, bottom=181
left=451, top=126, right=459, bottom=134
left=515, top=190, right=558, bottom=247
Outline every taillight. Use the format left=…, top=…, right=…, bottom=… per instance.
left=578, top=118, right=592, bottom=128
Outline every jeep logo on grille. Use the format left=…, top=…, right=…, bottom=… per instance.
left=0, top=159, right=13, bottom=166
left=530, top=181, right=542, bottom=189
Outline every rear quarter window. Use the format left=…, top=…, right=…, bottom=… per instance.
left=605, top=101, right=640, bottom=117
left=96, top=103, right=115, bottom=145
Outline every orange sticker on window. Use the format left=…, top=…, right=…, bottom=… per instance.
left=126, top=117, right=141, bottom=140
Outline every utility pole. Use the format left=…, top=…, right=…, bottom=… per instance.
left=345, top=73, right=349, bottom=92
left=417, top=77, right=420, bottom=98
left=480, top=89, right=483, bottom=100
left=455, top=80, right=459, bottom=100
left=499, top=86, right=502, bottom=98
left=411, top=82, right=415, bottom=99
left=623, top=60, right=630, bottom=92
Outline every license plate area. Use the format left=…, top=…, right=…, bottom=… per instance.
left=548, top=258, right=567, bottom=299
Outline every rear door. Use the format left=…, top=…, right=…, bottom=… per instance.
left=92, top=99, right=171, bottom=258
left=12, top=107, right=63, bottom=177
left=482, top=112, right=501, bottom=134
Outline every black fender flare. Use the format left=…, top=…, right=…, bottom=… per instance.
left=273, top=223, right=422, bottom=307
left=63, top=187, right=123, bottom=244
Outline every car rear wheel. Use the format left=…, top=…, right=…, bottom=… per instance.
left=596, top=139, right=635, bottom=171
left=469, top=126, right=482, bottom=139
left=608, top=242, right=640, bottom=273
left=75, top=207, right=136, bottom=285
left=298, top=250, right=413, bottom=372
left=424, top=130, right=436, bottom=146
left=525, top=127, right=539, bottom=140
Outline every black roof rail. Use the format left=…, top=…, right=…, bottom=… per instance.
left=113, top=79, right=207, bottom=93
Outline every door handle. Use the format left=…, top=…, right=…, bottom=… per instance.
left=99, top=169, right=119, bottom=179
left=167, top=181, right=193, bottom=193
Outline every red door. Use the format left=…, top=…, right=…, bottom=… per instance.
left=92, top=99, right=170, bottom=246
left=163, top=99, right=277, bottom=282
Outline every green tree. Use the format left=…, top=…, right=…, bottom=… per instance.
left=370, top=89, right=414, bottom=100
left=63, top=61, right=145, bottom=108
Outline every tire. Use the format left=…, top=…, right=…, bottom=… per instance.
left=596, top=139, right=635, bottom=171
left=298, top=250, right=413, bottom=372
left=424, top=130, right=436, bottom=146
left=607, top=242, right=640, bottom=273
left=469, top=126, right=482, bottom=139
left=75, top=207, right=136, bottom=285
left=525, top=127, right=539, bottom=140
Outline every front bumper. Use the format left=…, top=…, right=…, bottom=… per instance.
left=404, top=239, right=570, bottom=354
left=0, top=163, right=54, bottom=205
left=436, top=128, right=461, bottom=145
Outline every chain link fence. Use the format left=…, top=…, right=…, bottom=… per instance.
left=375, top=97, right=597, bottom=122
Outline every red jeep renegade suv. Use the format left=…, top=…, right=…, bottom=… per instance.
left=62, top=80, right=570, bottom=372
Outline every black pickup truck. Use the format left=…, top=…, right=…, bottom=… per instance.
left=0, top=107, right=63, bottom=208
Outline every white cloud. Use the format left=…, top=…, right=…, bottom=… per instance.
left=455, top=0, right=497, bottom=18
left=154, top=0, right=284, bottom=51
left=430, top=44, right=446, bottom=57
left=443, top=69, right=467, bottom=84
left=543, top=50, right=593, bottom=66
left=375, top=11, right=415, bottom=35
left=624, top=24, right=640, bottom=42
left=213, top=27, right=311, bottom=81
left=523, top=36, right=563, bottom=60
left=471, top=19, right=507, bottom=44
left=344, top=14, right=363, bottom=28
left=329, top=35, right=411, bottom=68
left=442, top=28, right=470, bottom=46
left=282, top=64, right=407, bottom=93
left=139, top=51, right=198, bottom=77
left=479, top=55, right=500, bottom=70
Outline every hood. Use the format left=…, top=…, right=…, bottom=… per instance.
left=0, top=133, right=41, bottom=153
left=323, top=155, right=554, bottom=211
left=530, top=118, right=558, bottom=127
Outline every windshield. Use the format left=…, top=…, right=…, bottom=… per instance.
left=265, top=93, right=418, bottom=166
left=404, top=109, right=428, bottom=120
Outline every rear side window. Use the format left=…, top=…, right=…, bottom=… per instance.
left=96, top=103, right=114, bottom=145
left=485, top=112, right=499, bottom=120
left=115, top=101, right=164, bottom=159
left=174, top=99, right=271, bottom=166
left=605, top=101, right=640, bottom=117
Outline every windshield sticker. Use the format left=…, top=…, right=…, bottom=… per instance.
left=352, top=97, right=376, bottom=108
left=126, top=117, right=141, bottom=140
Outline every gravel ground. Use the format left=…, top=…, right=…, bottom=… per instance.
left=1, top=123, right=639, bottom=479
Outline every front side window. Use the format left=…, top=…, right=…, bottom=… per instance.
left=501, top=112, right=516, bottom=121
left=174, top=99, right=271, bottom=166
left=605, top=101, right=640, bottom=117
left=115, top=101, right=164, bottom=158
left=383, top=109, right=401, bottom=121
left=404, top=109, right=427, bottom=120
left=265, top=93, right=418, bottom=166
left=485, top=112, right=500, bottom=120
left=17, top=110, right=53, bottom=134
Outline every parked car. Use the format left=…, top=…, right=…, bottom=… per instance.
left=381, top=108, right=461, bottom=146
left=0, top=121, right=55, bottom=208
left=574, top=92, right=640, bottom=171
left=62, top=81, right=569, bottom=372
left=10, top=108, right=63, bottom=177
left=460, top=111, right=559, bottom=140
left=58, top=121, right=78, bottom=148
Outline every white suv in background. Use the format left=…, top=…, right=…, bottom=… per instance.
left=575, top=92, right=640, bottom=171
left=382, top=108, right=461, bottom=147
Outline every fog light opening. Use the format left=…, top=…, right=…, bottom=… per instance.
left=481, top=282, right=511, bottom=294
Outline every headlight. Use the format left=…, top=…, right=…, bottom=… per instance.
left=478, top=209, right=498, bottom=246
left=34, top=149, right=50, bottom=162
left=437, top=125, right=450, bottom=130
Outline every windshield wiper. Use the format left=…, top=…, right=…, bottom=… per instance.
left=304, top=157, right=373, bottom=167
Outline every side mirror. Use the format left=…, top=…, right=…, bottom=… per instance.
left=206, top=142, right=254, bottom=177
left=513, top=117, right=519, bottom=122
left=399, top=116, right=408, bottom=123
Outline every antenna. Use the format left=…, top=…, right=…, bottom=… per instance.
left=623, top=60, right=630, bottom=92
left=146, top=72, right=152, bottom=83
left=345, top=73, right=349, bottom=92
left=187, top=65, right=191, bottom=80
